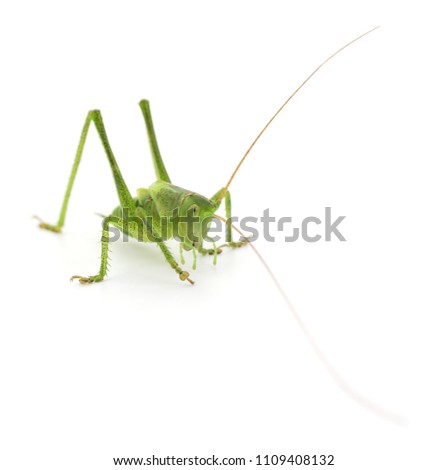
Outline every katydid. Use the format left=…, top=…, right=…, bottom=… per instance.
left=36, top=26, right=379, bottom=285
left=36, top=27, right=400, bottom=422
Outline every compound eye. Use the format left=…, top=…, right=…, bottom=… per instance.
left=190, top=204, right=199, bottom=215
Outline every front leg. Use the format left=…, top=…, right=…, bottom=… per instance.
left=208, top=189, right=248, bottom=254
left=157, top=241, right=194, bottom=285
left=70, top=215, right=114, bottom=284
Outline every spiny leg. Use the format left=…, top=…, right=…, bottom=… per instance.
left=36, top=109, right=136, bottom=233
left=71, top=215, right=114, bottom=284
left=157, top=241, right=194, bottom=285
left=104, top=202, right=192, bottom=285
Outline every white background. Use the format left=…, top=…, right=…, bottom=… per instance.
left=1, top=1, right=446, bottom=469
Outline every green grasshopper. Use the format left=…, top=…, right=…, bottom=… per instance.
left=35, top=97, right=245, bottom=285
left=35, top=98, right=246, bottom=285
left=36, top=27, right=379, bottom=286
left=36, top=27, right=402, bottom=422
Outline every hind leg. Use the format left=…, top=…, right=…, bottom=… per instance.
left=36, top=108, right=135, bottom=233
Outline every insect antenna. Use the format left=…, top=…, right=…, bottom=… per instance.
left=217, top=26, right=380, bottom=204
left=214, top=214, right=404, bottom=425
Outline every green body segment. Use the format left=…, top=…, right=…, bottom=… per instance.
left=111, top=181, right=217, bottom=246
left=36, top=100, right=245, bottom=284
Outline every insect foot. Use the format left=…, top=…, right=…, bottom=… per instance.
left=179, top=271, right=194, bottom=285
left=207, top=248, right=223, bottom=255
left=33, top=216, right=61, bottom=233
left=228, top=240, right=249, bottom=249
left=213, top=240, right=249, bottom=253
left=70, top=275, right=103, bottom=284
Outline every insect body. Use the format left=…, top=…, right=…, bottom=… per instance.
left=35, top=27, right=402, bottom=422
left=36, top=27, right=379, bottom=285
left=36, top=100, right=246, bottom=284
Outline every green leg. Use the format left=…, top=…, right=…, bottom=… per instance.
left=224, top=190, right=233, bottom=243
left=222, top=191, right=248, bottom=247
left=36, top=109, right=136, bottom=233
left=70, top=216, right=114, bottom=284
left=118, top=217, right=195, bottom=284
left=70, top=211, right=191, bottom=284
left=139, top=100, right=171, bottom=183
left=157, top=241, right=194, bottom=284
left=207, top=189, right=247, bottom=254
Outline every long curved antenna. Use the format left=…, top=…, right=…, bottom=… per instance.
left=217, top=26, right=380, bottom=204
left=214, top=214, right=405, bottom=425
